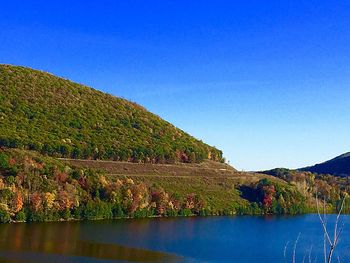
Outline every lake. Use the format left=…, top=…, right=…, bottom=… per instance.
left=0, top=214, right=349, bottom=262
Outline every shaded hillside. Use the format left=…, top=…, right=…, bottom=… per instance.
left=0, top=64, right=222, bottom=163
left=300, top=152, right=350, bottom=176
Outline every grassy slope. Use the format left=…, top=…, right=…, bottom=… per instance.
left=0, top=64, right=222, bottom=163
left=0, top=146, right=307, bottom=224
left=63, top=158, right=284, bottom=212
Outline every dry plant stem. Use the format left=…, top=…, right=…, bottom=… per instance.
left=308, top=245, right=313, bottom=263
left=284, top=241, right=290, bottom=263
left=316, top=195, right=345, bottom=263
left=324, top=233, right=327, bottom=263
left=293, top=233, right=301, bottom=263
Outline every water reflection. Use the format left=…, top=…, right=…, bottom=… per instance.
left=1, top=216, right=350, bottom=263
left=0, top=221, right=181, bottom=263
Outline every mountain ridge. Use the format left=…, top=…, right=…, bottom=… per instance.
left=300, top=152, right=350, bottom=176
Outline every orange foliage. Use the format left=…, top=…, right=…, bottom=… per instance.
left=12, top=191, right=23, bottom=213
left=30, top=192, right=42, bottom=212
left=184, top=193, right=196, bottom=209
left=58, top=190, right=74, bottom=210
left=8, top=158, right=16, bottom=166
left=55, top=171, right=68, bottom=183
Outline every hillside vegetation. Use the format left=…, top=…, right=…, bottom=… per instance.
left=0, top=64, right=222, bottom=163
left=0, top=64, right=323, bottom=223
left=260, top=168, right=350, bottom=212
left=0, top=148, right=308, bottom=223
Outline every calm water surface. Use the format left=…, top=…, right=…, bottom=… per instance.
left=0, top=215, right=350, bottom=263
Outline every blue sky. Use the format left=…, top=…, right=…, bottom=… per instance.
left=1, top=1, right=350, bottom=170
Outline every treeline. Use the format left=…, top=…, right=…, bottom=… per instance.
left=0, top=64, right=223, bottom=164
left=237, top=178, right=308, bottom=215
left=0, top=149, right=211, bottom=223
left=0, top=136, right=217, bottom=164
left=0, top=148, right=313, bottom=223
left=260, top=168, right=349, bottom=212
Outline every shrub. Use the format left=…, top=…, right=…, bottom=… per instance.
left=0, top=209, right=10, bottom=223
left=15, top=210, right=26, bottom=222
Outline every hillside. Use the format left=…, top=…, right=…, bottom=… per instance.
left=0, top=64, right=311, bottom=223
left=0, top=148, right=307, bottom=223
left=260, top=167, right=350, bottom=213
left=300, top=152, right=350, bottom=176
left=0, top=64, right=222, bottom=163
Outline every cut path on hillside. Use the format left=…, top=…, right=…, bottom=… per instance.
left=60, top=158, right=280, bottom=183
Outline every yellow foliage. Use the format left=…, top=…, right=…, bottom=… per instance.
left=0, top=203, right=9, bottom=212
left=44, top=192, right=56, bottom=209
left=99, top=175, right=108, bottom=187
left=0, top=179, right=5, bottom=190
left=125, top=189, right=133, bottom=199
left=126, top=178, right=134, bottom=185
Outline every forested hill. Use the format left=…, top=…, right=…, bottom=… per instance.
left=300, top=152, right=350, bottom=176
left=0, top=64, right=223, bottom=163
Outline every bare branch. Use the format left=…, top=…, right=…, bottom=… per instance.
left=326, top=197, right=346, bottom=263
left=334, top=198, right=345, bottom=245
left=283, top=241, right=289, bottom=263
left=335, top=221, right=345, bottom=246
left=324, top=233, right=327, bottom=263
left=308, top=245, right=313, bottom=263
left=316, top=194, right=332, bottom=246
left=293, top=233, right=301, bottom=263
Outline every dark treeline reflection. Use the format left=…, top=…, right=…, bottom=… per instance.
left=0, top=221, right=180, bottom=262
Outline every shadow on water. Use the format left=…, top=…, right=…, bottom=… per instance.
left=0, top=221, right=181, bottom=263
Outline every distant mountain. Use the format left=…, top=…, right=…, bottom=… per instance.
left=0, top=64, right=223, bottom=163
left=300, top=152, right=350, bottom=176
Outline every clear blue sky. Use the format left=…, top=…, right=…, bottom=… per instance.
left=1, top=1, right=350, bottom=170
